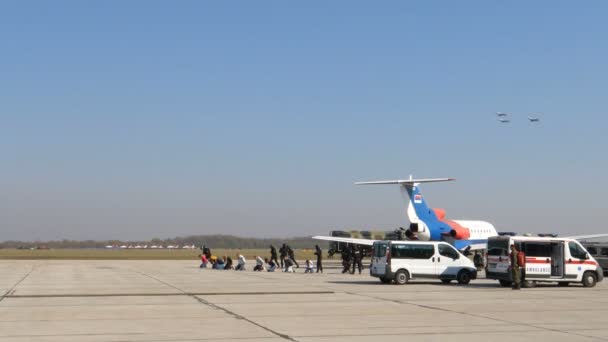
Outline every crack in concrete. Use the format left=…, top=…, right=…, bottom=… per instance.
left=0, top=266, right=35, bottom=303
left=133, top=269, right=299, bottom=342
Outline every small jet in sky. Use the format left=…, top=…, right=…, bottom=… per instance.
left=528, top=116, right=540, bottom=122
left=498, top=118, right=510, bottom=123
left=496, top=112, right=508, bottom=117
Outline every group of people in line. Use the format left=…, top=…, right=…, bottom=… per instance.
left=198, top=244, right=325, bottom=273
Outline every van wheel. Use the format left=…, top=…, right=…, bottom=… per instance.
left=457, top=270, right=471, bottom=285
left=441, top=279, right=452, bottom=284
left=582, top=272, right=597, bottom=288
left=394, top=270, right=409, bottom=285
left=499, top=280, right=512, bottom=287
left=380, top=277, right=392, bottom=284
left=558, top=282, right=569, bottom=287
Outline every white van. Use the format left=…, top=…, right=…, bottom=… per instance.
left=486, top=236, right=604, bottom=287
left=370, top=240, right=477, bottom=285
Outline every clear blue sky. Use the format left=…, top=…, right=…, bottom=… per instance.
left=1, top=1, right=607, bottom=241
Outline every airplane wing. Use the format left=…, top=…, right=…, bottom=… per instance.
left=564, top=234, right=608, bottom=240
left=312, top=236, right=376, bottom=246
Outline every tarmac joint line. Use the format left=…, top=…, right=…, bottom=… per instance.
left=132, top=269, right=300, bottom=342
left=0, top=265, right=35, bottom=303
left=345, top=291, right=608, bottom=342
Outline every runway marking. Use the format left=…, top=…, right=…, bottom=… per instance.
left=0, top=266, right=35, bottom=303
left=132, top=270, right=300, bottom=342
left=0, top=332, right=275, bottom=341
left=345, top=291, right=608, bottom=341
left=4, top=291, right=334, bottom=299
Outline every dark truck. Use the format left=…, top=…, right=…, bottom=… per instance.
left=581, top=242, right=608, bottom=275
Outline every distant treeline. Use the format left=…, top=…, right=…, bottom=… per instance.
left=0, top=234, right=328, bottom=250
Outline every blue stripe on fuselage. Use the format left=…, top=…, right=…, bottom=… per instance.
left=408, top=186, right=453, bottom=241
left=453, top=239, right=488, bottom=251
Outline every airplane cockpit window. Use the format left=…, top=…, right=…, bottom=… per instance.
left=586, top=247, right=598, bottom=255
left=601, top=248, right=608, bottom=257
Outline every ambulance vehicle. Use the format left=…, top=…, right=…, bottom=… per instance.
left=486, top=235, right=604, bottom=287
left=370, top=240, right=477, bottom=285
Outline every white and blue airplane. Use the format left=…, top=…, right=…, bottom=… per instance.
left=314, top=177, right=607, bottom=252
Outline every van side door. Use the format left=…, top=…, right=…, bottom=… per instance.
left=371, top=242, right=388, bottom=276
left=521, top=242, right=554, bottom=279
left=390, top=243, right=436, bottom=278
left=436, top=243, right=462, bottom=278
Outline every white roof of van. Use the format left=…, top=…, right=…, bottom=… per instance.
left=491, top=236, right=578, bottom=243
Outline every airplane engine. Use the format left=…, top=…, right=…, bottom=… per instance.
left=448, top=222, right=471, bottom=240
left=406, top=222, right=430, bottom=240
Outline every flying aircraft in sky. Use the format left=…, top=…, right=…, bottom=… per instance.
left=314, top=177, right=608, bottom=252
left=498, top=118, right=510, bottom=123
left=528, top=116, right=540, bottom=122
left=496, top=112, right=508, bottom=117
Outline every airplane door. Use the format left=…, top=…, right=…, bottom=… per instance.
left=551, top=242, right=564, bottom=277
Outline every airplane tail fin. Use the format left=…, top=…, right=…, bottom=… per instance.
left=355, top=178, right=455, bottom=186
left=356, top=178, right=454, bottom=239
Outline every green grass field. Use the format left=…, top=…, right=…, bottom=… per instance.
left=0, top=248, right=318, bottom=260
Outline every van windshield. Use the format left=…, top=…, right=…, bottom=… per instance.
left=488, top=238, right=509, bottom=256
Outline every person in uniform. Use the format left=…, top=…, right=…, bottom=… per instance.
left=279, top=244, right=287, bottom=269
left=510, top=244, right=521, bottom=290
left=341, top=248, right=351, bottom=274
left=270, top=245, right=279, bottom=267
left=287, top=245, right=299, bottom=268
left=473, top=251, right=484, bottom=271
left=314, top=245, right=323, bottom=273
left=351, top=245, right=363, bottom=274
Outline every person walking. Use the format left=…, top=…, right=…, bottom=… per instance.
left=314, top=245, right=323, bottom=273
left=270, top=245, right=279, bottom=267
left=287, top=245, right=299, bottom=268
left=279, top=244, right=287, bottom=269
left=341, top=248, right=351, bottom=274
left=510, top=244, right=521, bottom=290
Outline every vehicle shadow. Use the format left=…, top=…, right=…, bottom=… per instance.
left=326, top=280, right=501, bottom=288
left=326, top=280, right=584, bottom=289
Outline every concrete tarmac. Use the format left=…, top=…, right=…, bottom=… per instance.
left=1, top=260, right=607, bottom=342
